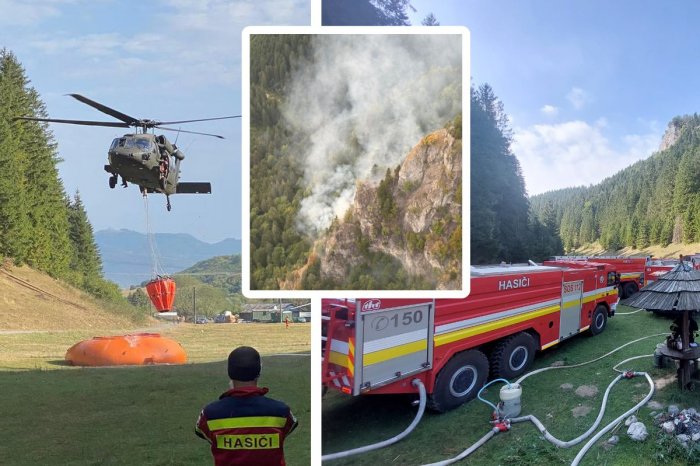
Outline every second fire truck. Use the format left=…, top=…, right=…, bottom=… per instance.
left=322, top=261, right=619, bottom=412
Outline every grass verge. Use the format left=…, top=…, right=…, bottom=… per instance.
left=0, top=323, right=310, bottom=465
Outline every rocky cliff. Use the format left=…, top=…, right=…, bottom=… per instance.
left=659, top=116, right=691, bottom=152
left=313, top=124, right=462, bottom=289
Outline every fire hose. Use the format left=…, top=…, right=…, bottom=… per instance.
left=421, top=333, right=663, bottom=466
left=321, top=333, right=663, bottom=464
left=321, top=378, right=427, bottom=461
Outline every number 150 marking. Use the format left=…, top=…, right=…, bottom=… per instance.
left=390, top=310, right=424, bottom=327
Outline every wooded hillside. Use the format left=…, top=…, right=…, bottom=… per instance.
left=531, top=115, right=700, bottom=251
left=0, top=49, right=123, bottom=302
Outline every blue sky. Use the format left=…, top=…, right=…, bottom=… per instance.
left=0, top=0, right=309, bottom=242
left=409, top=0, right=700, bottom=195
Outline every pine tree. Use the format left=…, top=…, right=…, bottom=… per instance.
left=471, top=84, right=534, bottom=263
left=0, top=49, right=32, bottom=263
left=421, top=13, right=440, bottom=26
left=68, top=191, right=103, bottom=283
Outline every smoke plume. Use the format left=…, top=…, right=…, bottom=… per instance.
left=282, top=34, right=461, bottom=237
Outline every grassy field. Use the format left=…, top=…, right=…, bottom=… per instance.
left=0, top=322, right=310, bottom=465
left=322, top=307, right=700, bottom=465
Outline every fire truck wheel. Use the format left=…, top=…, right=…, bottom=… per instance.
left=489, top=332, right=537, bottom=379
left=429, top=350, right=488, bottom=412
left=621, top=282, right=639, bottom=299
left=589, top=304, right=608, bottom=335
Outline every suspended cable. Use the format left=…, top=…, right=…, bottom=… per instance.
left=143, top=194, right=165, bottom=278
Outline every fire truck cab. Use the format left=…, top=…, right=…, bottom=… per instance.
left=322, top=262, right=619, bottom=412
left=550, top=256, right=650, bottom=299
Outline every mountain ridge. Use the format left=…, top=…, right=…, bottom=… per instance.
left=95, top=229, right=241, bottom=288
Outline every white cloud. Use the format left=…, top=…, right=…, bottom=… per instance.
left=29, top=33, right=123, bottom=56
left=512, top=120, right=660, bottom=196
left=21, top=0, right=309, bottom=89
left=0, top=0, right=59, bottom=26
left=540, top=104, right=558, bottom=116
left=566, top=87, right=588, bottom=109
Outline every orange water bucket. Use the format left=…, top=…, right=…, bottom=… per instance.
left=65, top=333, right=187, bottom=366
left=146, top=277, right=176, bottom=312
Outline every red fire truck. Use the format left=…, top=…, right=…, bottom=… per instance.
left=322, top=262, right=619, bottom=412
left=645, top=259, right=678, bottom=285
left=550, top=256, right=650, bottom=299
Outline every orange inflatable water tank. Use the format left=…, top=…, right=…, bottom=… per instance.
left=65, top=333, right=187, bottom=366
left=146, top=277, right=176, bottom=312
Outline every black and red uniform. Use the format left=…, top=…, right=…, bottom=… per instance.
left=195, top=386, right=297, bottom=466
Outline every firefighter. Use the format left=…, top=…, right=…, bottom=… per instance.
left=195, top=346, right=298, bottom=466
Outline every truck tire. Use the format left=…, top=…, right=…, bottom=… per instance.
left=489, top=332, right=537, bottom=379
left=621, top=282, right=639, bottom=299
left=428, top=349, right=488, bottom=413
left=589, top=304, right=608, bottom=336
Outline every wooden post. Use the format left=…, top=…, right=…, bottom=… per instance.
left=679, top=310, right=692, bottom=389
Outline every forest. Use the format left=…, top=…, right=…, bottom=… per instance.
left=470, top=85, right=562, bottom=263
left=0, top=49, right=123, bottom=302
left=531, top=115, right=700, bottom=252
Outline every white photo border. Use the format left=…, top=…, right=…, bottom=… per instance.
left=242, top=26, right=470, bottom=299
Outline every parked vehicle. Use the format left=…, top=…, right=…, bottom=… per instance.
left=321, top=262, right=619, bottom=412
left=549, top=255, right=653, bottom=298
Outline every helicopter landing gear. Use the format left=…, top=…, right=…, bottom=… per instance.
left=108, top=175, right=117, bottom=189
left=166, top=196, right=172, bottom=212
left=121, top=176, right=128, bottom=188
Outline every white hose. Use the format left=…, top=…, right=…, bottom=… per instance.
left=511, top=373, right=624, bottom=448
left=571, top=372, right=655, bottom=466
left=515, top=333, right=665, bottom=385
left=322, top=379, right=427, bottom=462
left=613, top=354, right=652, bottom=373
left=421, top=428, right=500, bottom=466
left=615, top=308, right=645, bottom=315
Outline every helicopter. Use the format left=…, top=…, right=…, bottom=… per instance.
left=15, top=94, right=240, bottom=211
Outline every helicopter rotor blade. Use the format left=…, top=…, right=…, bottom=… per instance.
left=157, top=115, right=241, bottom=125
left=157, top=126, right=226, bottom=139
left=14, top=116, right=130, bottom=128
left=67, top=94, right=139, bottom=125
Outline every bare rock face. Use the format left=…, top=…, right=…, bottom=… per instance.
left=659, top=116, right=693, bottom=152
left=659, top=123, right=681, bottom=152
left=319, top=127, right=462, bottom=289
left=398, top=129, right=460, bottom=233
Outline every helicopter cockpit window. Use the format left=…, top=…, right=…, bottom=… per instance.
left=124, top=138, right=154, bottom=152
left=110, top=138, right=120, bottom=150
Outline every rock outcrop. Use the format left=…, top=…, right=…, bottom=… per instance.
left=659, top=116, right=691, bottom=152
left=316, top=125, right=462, bottom=289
